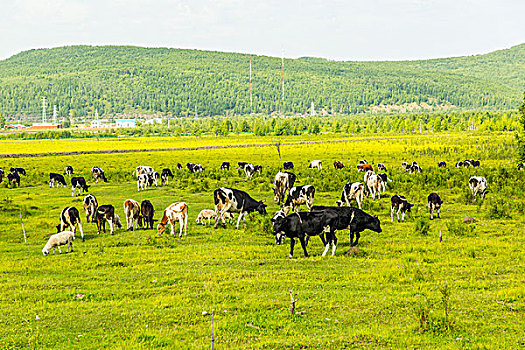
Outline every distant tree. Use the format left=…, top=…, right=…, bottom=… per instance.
left=517, top=92, right=525, bottom=162
left=0, top=113, right=5, bottom=128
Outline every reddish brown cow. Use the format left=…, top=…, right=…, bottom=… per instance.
left=357, top=164, right=373, bottom=172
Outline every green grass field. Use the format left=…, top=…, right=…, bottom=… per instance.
left=0, top=132, right=524, bottom=349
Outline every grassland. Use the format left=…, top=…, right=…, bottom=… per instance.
left=0, top=132, right=524, bottom=349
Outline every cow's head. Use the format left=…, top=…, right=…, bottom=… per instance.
left=157, top=222, right=167, bottom=235
left=114, top=214, right=122, bottom=229
left=271, top=215, right=286, bottom=245
left=406, top=203, right=414, bottom=213
left=369, top=215, right=382, bottom=233
left=256, top=200, right=267, bottom=215
left=82, top=184, right=90, bottom=192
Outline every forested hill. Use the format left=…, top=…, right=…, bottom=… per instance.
left=0, top=44, right=523, bottom=119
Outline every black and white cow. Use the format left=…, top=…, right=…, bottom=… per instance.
left=336, top=182, right=365, bottom=209
left=438, top=161, right=447, bottom=168
left=64, top=166, right=74, bottom=176
left=359, top=160, right=368, bottom=165
left=95, top=205, right=122, bottom=235
left=311, top=205, right=382, bottom=246
left=463, top=160, right=472, bottom=168
left=408, top=162, right=422, bottom=173
left=134, top=165, right=155, bottom=176
left=518, top=162, right=525, bottom=171
left=254, top=165, right=263, bottom=175
left=377, top=173, right=392, bottom=192
left=308, top=160, right=322, bottom=170
left=139, top=200, right=155, bottom=229
left=10, top=167, right=26, bottom=176
left=49, top=173, right=67, bottom=188
left=56, top=207, right=84, bottom=242
left=455, top=161, right=464, bottom=168
left=91, top=166, right=107, bottom=183
left=176, top=163, right=183, bottom=170
left=0, top=169, right=4, bottom=183
left=283, top=185, right=315, bottom=214
left=283, top=162, right=294, bottom=170
left=187, top=163, right=204, bottom=173
left=272, top=210, right=339, bottom=258
left=468, top=176, right=487, bottom=200
left=364, top=170, right=384, bottom=200
left=273, top=171, right=297, bottom=205
left=71, top=177, right=90, bottom=197
left=161, top=168, right=174, bottom=185
left=213, top=187, right=267, bottom=229
left=151, top=171, right=160, bottom=187
left=220, top=162, right=230, bottom=170
left=401, top=162, right=409, bottom=171
left=82, top=194, right=98, bottom=223
left=243, top=163, right=256, bottom=179
left=377, top=163, right=387, bottom=171
left=428, top=193, right=442, bottom=220
left=391, top=195, right=414, bottom=222
left=137, top=174, right=153, bottom=191
left=470, top=160, right=480, bottom=167
left=7, top=172, right=20, bottom=187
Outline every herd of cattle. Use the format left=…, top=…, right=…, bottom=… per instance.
left=0, top=157, right=503, bottom=258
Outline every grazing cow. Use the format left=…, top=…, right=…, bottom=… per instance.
left=406, top=162, right=422, bottom=173
left=7, top=172, right=20, bottom=187
left=357, top=164, right=373, bottom=172
left=139, top=200, right=155, bottom=229
left=337, top=182, right=365, bottom=209
left=134, top=165, right=155, bottom=176
left=220, top=162, right=230, bottom=170
left=283, top=185, right=315, bottom=214
left=254, top=165, right=263, bottom=174
left=161, top=168, right=174, bottom=185
left=95, top=205, right=122, bottom=235
left=82, top=194, right=98, bottom=223
left=91, top=166, right=107, bottom=183
left=283, top=162, right=294, bottom=170
left=137, top=174, right=153, bottom=191
left=157, top=202, right=189, bottom=237
left=243, top=163, right=256, bottom=179
left=359, top=160, right=368, bottom=165
left=64, top=166, right=73, bottom=176
left=438, top=161, right=447, bottom=168
left=0, top=169, right=3, bottom=183
left=49, top=173, right=67, bottom=188
left=213, top=187, right=267, bottom=229
left=391, top=195, right=414, bottom=222
left=176, top=163, right=183, bottom=170
left=56, top=206, right=84, bottom=242
left=311, top=206, right=382, bottom=246
left=470, top=160, right=480, bottom=167
left=518, top=162, right=525, bottom=171
left=151, top=171, right=160, bottom=186
left=187, top=163, right=204, bottom=173
left=401, top=162, right=409, bottom=171
left=455, top=161, right=464, bottom=168
left=364, top=171, right=384, bottom=200
left=428, top=193, right=442, bottom=220
left=463, top=160, right=472, bottom=168
left=308, top=160, right=323, bottom=170
left=238, top=162, right=249, bottom=169
left=71, top=177, right=89, bottom=197
left=123, top=199, right=141, bottom=231
left=196, top=209, right=217, bottom=225
left=333, top=161, right=344, bottom=169
left=377, top=173, right=392, bottom=192
left=10, top=167, right=26, bottom=176
left=377, top=163, right=387, bottom=171
left=468, top=176, right=487, bottom=200
left=272, top=210, right=339, bottom=258
left=273, top=171, right=297, bottom=205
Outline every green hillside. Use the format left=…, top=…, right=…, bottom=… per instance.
left=0, top=44, right=523, bottom=119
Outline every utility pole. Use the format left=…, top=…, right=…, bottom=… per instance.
left=250, top=59, right=253, bottom=114
left=42, top=97, right=47, bottom=123
left=281, top=53, right=285, bottom=116
left=53, top=105, right=57, bottom=124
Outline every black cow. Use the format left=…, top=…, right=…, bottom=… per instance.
left=95, top=205, right=122, bottom=235
left=333, top=161, right=344, bottom=169
left=438, top=161, right=447, bottom=168
left=311, top=206, right=382, bottom=247
left=64, top=166, right=74, bottom=176
left=83, top=194, right=98, bottom=223
left=49, top=173, right=67, bottom=188
left=161, top=169, right=174, bottom=186
left=272, top=210, right=339, bottom=258
left=0, top=169, right=4, bottom=183
left=391, top=195, right=413, bottom=222
left=283, top=185, right=315, bottom=214
left=71, top=177, right=90, bottom=197
left=428, top=193, right=442, bottom=220
left=221, top=162, right=230, bottom=170
left=10, top=167, right=26, bottom=176
left=213, top=187, right=267, bottom=229
left=470, top=160, right=480, bottom=167
left=56, top=207, right=85, bottom=242
left=283, top=162, right=294, bottom=170
left=139, top=200, right=155, bottom=229
left=7, top=172, right=20, bottom=187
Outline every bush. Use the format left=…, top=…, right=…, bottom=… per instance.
left=414, top=217, right=430, bottom=236
left=446, top=220, right=475, bottom=237
left=486, top=198, right=512, bottom=219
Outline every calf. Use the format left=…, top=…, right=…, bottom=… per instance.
left=82, top=194, right=98, bottom=223
left=377, top=163, right=387, bottom=171
left=161, top=168, right=174, bottom=185
left=391, top=195, right=414, bottom=222
left=49, top=173, right=67, bottom=188
left=71, top=177, right=89, bottom=197
left=311, top=205, right=382, bottom=246
left=272, top=210, right=339, bottom=258
left=364, top=170, right=383, bottom=200
left=377, top=173, right=392, bottom=192
left=139, top=200, right=155, bottom=229
left=137, top=174, right=153, bottom=191
left=283, top=162, right=294, bottom=170
left=468, top=176, right=487, bottom=200
left=10, top=167, right=26, bottom=176
left=283, top=185, right=315, bottom=214
left=438, top=161, right=447, bottom=168
left=333, top=161, right=344, bottom=169
left=95, top=205, right=122, bottom=235
left=64, top=166, right=74, bottom=176
left=151, top=171, right=160, bottom=187
left=273, top=171, right=297, bottom=205
left=7, top=172, right=20, bottom=188
left=220, top=162, right=230, bottom=170
left=56, top=206, right=84, bottom=242
left=196, top=209, right=217, bottom=225
left=336, top=182, right=365, bottom=209
left=308, top=160, right=323, bottom=170
left=213, top=187, right=267, bottom=229
left=157, top=202, right=189, bottom=237
left=123, top=199, right=141, bottom=231
left=428, top=193, right=442, bottom=220
left=91, top=166, right=107, bottom=183
left=357, top=163, right=373, bottom=172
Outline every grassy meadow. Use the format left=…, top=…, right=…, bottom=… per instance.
left=0, top=132, right=524, bottom=349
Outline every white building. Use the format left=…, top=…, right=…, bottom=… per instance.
left=144, top=117, right=163, bottom=125
left=115, top=119, right=136, bottom=128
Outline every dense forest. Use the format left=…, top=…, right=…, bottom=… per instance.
left=0, top=44, right=523, bottom=120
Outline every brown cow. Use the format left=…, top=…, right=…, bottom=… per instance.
left=357, top=164, right=373, bottom=172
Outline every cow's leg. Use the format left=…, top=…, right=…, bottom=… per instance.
left=397, top=208, right=402, bottom=222
left=289, top=238, right=295, bottom=258
left=401, top=210, right=405, bottom=222
left=332, top=233, right=337, bottom=256
left=108, top=217, right=114, bottom=235
left=391, top=206, right=394, bottom=222
left=235, top=211, right=244, bottom=230
left=299, top=236, right=309, bottom=257
left=350, top=230, right=354, bottom=246
left=437, top=206, right=441, bottom=218
left=72, top=186, right=75, bottom=197
left=322, top=233, right=331, bottom=257
left=430, top=204, right=434, bottom=220
left=78, top=221, right=84, bottom=242
left=352, top=232, right=360, bottom=247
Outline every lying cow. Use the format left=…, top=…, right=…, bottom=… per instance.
left=123, top=199, right=141, bottom=231
left=213, top=187, right=267, bottom=229
left=161, top=168, right=174, bottom=185
left=139, top=200, right=155, bottom=229
left=71, top=177, right=89, bottom=197
left=49, top=173, right=67, bottom=188
left=157, top=202, right=189, bottom=237
left=391, top=195, right=414, bottom=222
left=83, top=194, right=98, bottom=223
left=428, top=193, right=442, bottom=220
left=56, top=206, right=84, bottom=242
left=468, top=176, right=487, bottom=200
left=273, top=171, right=297, bottom=205
left=95, top=205, right=122, bottom=235
left=336, top=182, right=365, bottom=209
left=283, top=185, right=315, bottom=214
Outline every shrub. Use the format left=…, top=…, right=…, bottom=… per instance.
left=446, top=220, right=475, bottom=237
left=414, top=217, right=430, bottom=236
left=486, top=198, right=512, bottom=219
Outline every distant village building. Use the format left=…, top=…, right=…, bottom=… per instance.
left=144, top=117, right=163, bottom=125
left=28, top=123, right=62, bottom=130
left=91, top=119, right=105, bottom=128
left=115, top=119, right=136, bottom=128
